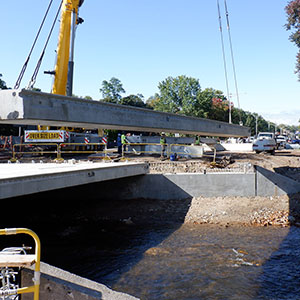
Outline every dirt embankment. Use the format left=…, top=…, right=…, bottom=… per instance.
left=184, top=194, right=300, bottom=227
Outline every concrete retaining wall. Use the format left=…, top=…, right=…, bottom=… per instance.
left=92, top=167, right=300, bottom=201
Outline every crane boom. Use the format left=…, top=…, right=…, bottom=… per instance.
left=52, top=0, right=83, bottom=96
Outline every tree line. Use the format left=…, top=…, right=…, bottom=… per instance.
left=0, top=73, right=297, bottom=136
left=99, top=76, right=297, bottom=136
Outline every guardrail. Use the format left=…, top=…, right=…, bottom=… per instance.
left=12, top=143, right=59, bottom=160
left=12, top=142, right=205, bottom=160
left=57, top=143, right=108, bottom=159
left=12, top=143, right=109, bottom=160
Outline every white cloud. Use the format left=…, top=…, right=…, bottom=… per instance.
left=260, top=110, right=300, bottom=126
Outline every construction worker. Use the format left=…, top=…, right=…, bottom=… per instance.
left=117, top=133, right=122, bottom=155
left=195, top=135, right=200, bottom=145
left=160, top=132, right=166, bottom=157
left=121, top=132, right=127, bottom=155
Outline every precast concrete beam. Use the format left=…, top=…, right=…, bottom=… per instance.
left=0, top=89, right=251, bottom=137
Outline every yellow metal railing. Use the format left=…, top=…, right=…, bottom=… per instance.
left=12, top=143, right=59, bottom=160
left=0, top=228, right=41, bottom=300
left=12, top=143, right=109, bottom=160
left=58, top=143, right=108, bottom=159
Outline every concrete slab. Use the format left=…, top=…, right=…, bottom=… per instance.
left=0, top=161, right=149, bottom=199
left=22, top=262, right=139, bottom=300
left=0, top=89, right=250, bottom=137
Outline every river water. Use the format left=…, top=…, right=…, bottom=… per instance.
left=53, top=224, right=300, bottom=300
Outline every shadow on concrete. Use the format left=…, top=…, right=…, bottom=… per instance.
left=255, top=165, right=300, bottom=197
left=274, top=166, right=300, bottom=182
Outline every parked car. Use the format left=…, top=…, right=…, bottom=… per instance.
left=252, top=132, right=276, bottom=154
left=291, top=139, right=300, bottom=144
left=275, top=135, right=287, bottom=149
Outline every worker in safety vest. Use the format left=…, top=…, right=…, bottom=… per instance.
left=160, top=132, right=166, bottom=157
left=121, top=133, right=127, bottom=155
left=195, top=135, right=200, bottom=145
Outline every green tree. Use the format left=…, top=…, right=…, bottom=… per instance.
left=146, top=94, right=160, bottom=109
left=0, top=74, right=7, bottom=89
left=198, top=88, right=227, bottom=120
left=100, top=77, right=125, bottom=103
left=285, top=0, right=300, bottom=79
left=120, top=94, right=150, bottom=108
left=155, top=75, right=202, bottom=116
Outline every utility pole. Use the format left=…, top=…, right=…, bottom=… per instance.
left=255, top=115, right=258, bottom=137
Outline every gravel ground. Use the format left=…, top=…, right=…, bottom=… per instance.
left=143, top=149, right=300, bottom=179
left=184, top=194, right=300, bottom=227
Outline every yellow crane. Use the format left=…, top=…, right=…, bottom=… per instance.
left=41, top=0, right=84, bottom=131
left=52, top=0, right=84, bottom=96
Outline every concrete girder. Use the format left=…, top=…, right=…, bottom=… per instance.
left=0, top=89, right=250, bottom=137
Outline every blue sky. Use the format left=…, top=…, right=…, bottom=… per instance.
left=1, top=0, right=299, bottom=126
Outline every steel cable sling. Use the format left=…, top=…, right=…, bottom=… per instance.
left=224, top=0, right=242, bottom=124
left=14, top=0, right=55, bottom=89
left=28, top=0, right=63, bottom=90
left=217, top=0, right=231, bottom=122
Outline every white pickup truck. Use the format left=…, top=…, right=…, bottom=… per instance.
left=252, top=132, right=276, bottom=154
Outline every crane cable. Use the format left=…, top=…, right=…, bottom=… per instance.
left=14, top=0, right=54, bottom=89
left=27, top=0, right=63, bottom=90
left=224, top=0, right=242, bottom=124
left=217, top=0, right=231, bottom=123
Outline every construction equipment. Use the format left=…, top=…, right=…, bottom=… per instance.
left=50, top=0, right=85, bottom=96
left=0, top=228, right=41, bottom=300
left=23, top=0, right=107, bottom=152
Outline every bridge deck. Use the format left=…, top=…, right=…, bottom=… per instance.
left=0, top=89, right=250, bottom=137
left=0, top=161, right=148, bottom=199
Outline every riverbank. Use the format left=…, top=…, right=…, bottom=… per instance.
left=64, top=193, right=300, bottom=230
left=184, top=194, right=300, bottom=227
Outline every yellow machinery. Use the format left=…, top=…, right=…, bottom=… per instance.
left=0, top=228, right=41, bottom=300
left=52, top=0, right=84, bottom=96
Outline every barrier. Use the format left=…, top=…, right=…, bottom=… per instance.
left=169, top=144, right=204, bottom=159
left=12, top=143, right=109, bottom=160
left=12, top=143, right=59, bottom=160
left=123, top=143, right=166, bottom=157
left=123, top=143, right=204, bottom=159
left=58, top=143, right=109, bottom=159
